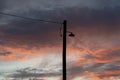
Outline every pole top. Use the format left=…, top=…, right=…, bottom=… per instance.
left=63, top=20, right=67, bottom=24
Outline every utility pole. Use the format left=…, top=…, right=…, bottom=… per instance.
left=63, top=20, right=67, bottom=80
left=0, top=12, right=75, bottom=80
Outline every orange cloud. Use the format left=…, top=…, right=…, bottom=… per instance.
left=0, top=45, right=62, bottom=61
left=1, top=53, right=26, bottom=61
left=85, top=72, right=111, bottom=80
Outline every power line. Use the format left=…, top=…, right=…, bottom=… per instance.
left=0, top=12, right=62, bottom=24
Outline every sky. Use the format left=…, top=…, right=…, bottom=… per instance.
left=0, top=0, right=120, bottom=80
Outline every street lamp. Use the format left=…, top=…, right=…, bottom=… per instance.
left=63, top=20, right=75, bottom=80
left=0, top=12, right=75, bottom=80
left=67, top=31, right=75, bottom=37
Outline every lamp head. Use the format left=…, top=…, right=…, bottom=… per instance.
left=69, top=33, right=75, bottom=37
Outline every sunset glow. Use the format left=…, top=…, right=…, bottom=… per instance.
left=0, top=0, right=120, bottom=80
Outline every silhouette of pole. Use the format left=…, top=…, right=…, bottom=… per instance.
left=63, top=20, right=67, bottom=80
left=0, top=11, right=75, bottom=80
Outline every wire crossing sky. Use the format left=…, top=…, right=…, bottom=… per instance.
left=0, top=12, right=62, bottom=24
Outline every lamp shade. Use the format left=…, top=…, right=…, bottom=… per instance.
left=69, top=33, right=75, bottom=37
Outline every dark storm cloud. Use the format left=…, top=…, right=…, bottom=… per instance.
left=0, top=6, right=120, bottom=48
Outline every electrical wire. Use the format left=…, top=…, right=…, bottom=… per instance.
left=0, top=12, right=62, bottom=24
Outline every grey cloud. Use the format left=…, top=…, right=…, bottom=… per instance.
left=2, top=0, right=120, bottom=12
left=106, top=50, right=120, bottom=58
left=0, top=7, right=120, bottom=48
left=11, top=72, right=61, bottom=78
left=8, top=67, right=61, bottom=79
left=0, top=0, right=5, bottom=11
left=85, top=62, right=120, bottom=72
left=67, top=61, right=120, bottom=79
left=0, top=0, right=120, bottom=25
left=97, top=62, right=120, bottom=78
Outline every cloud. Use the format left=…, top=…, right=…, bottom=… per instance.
left=0, top=0, right=5, bottom=11
left=0, top=50, right=12, bottom=56
left=2, top=0, right=120, bottom=13
left=0, top=6, right=120, bottom=48
left=66, top=46, right=120, bottom=79
left=0, top=0, right=120, bottom=80
left=8, top=67, right=62, bottom=79
left=67, top=61, right=120, bottom=80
